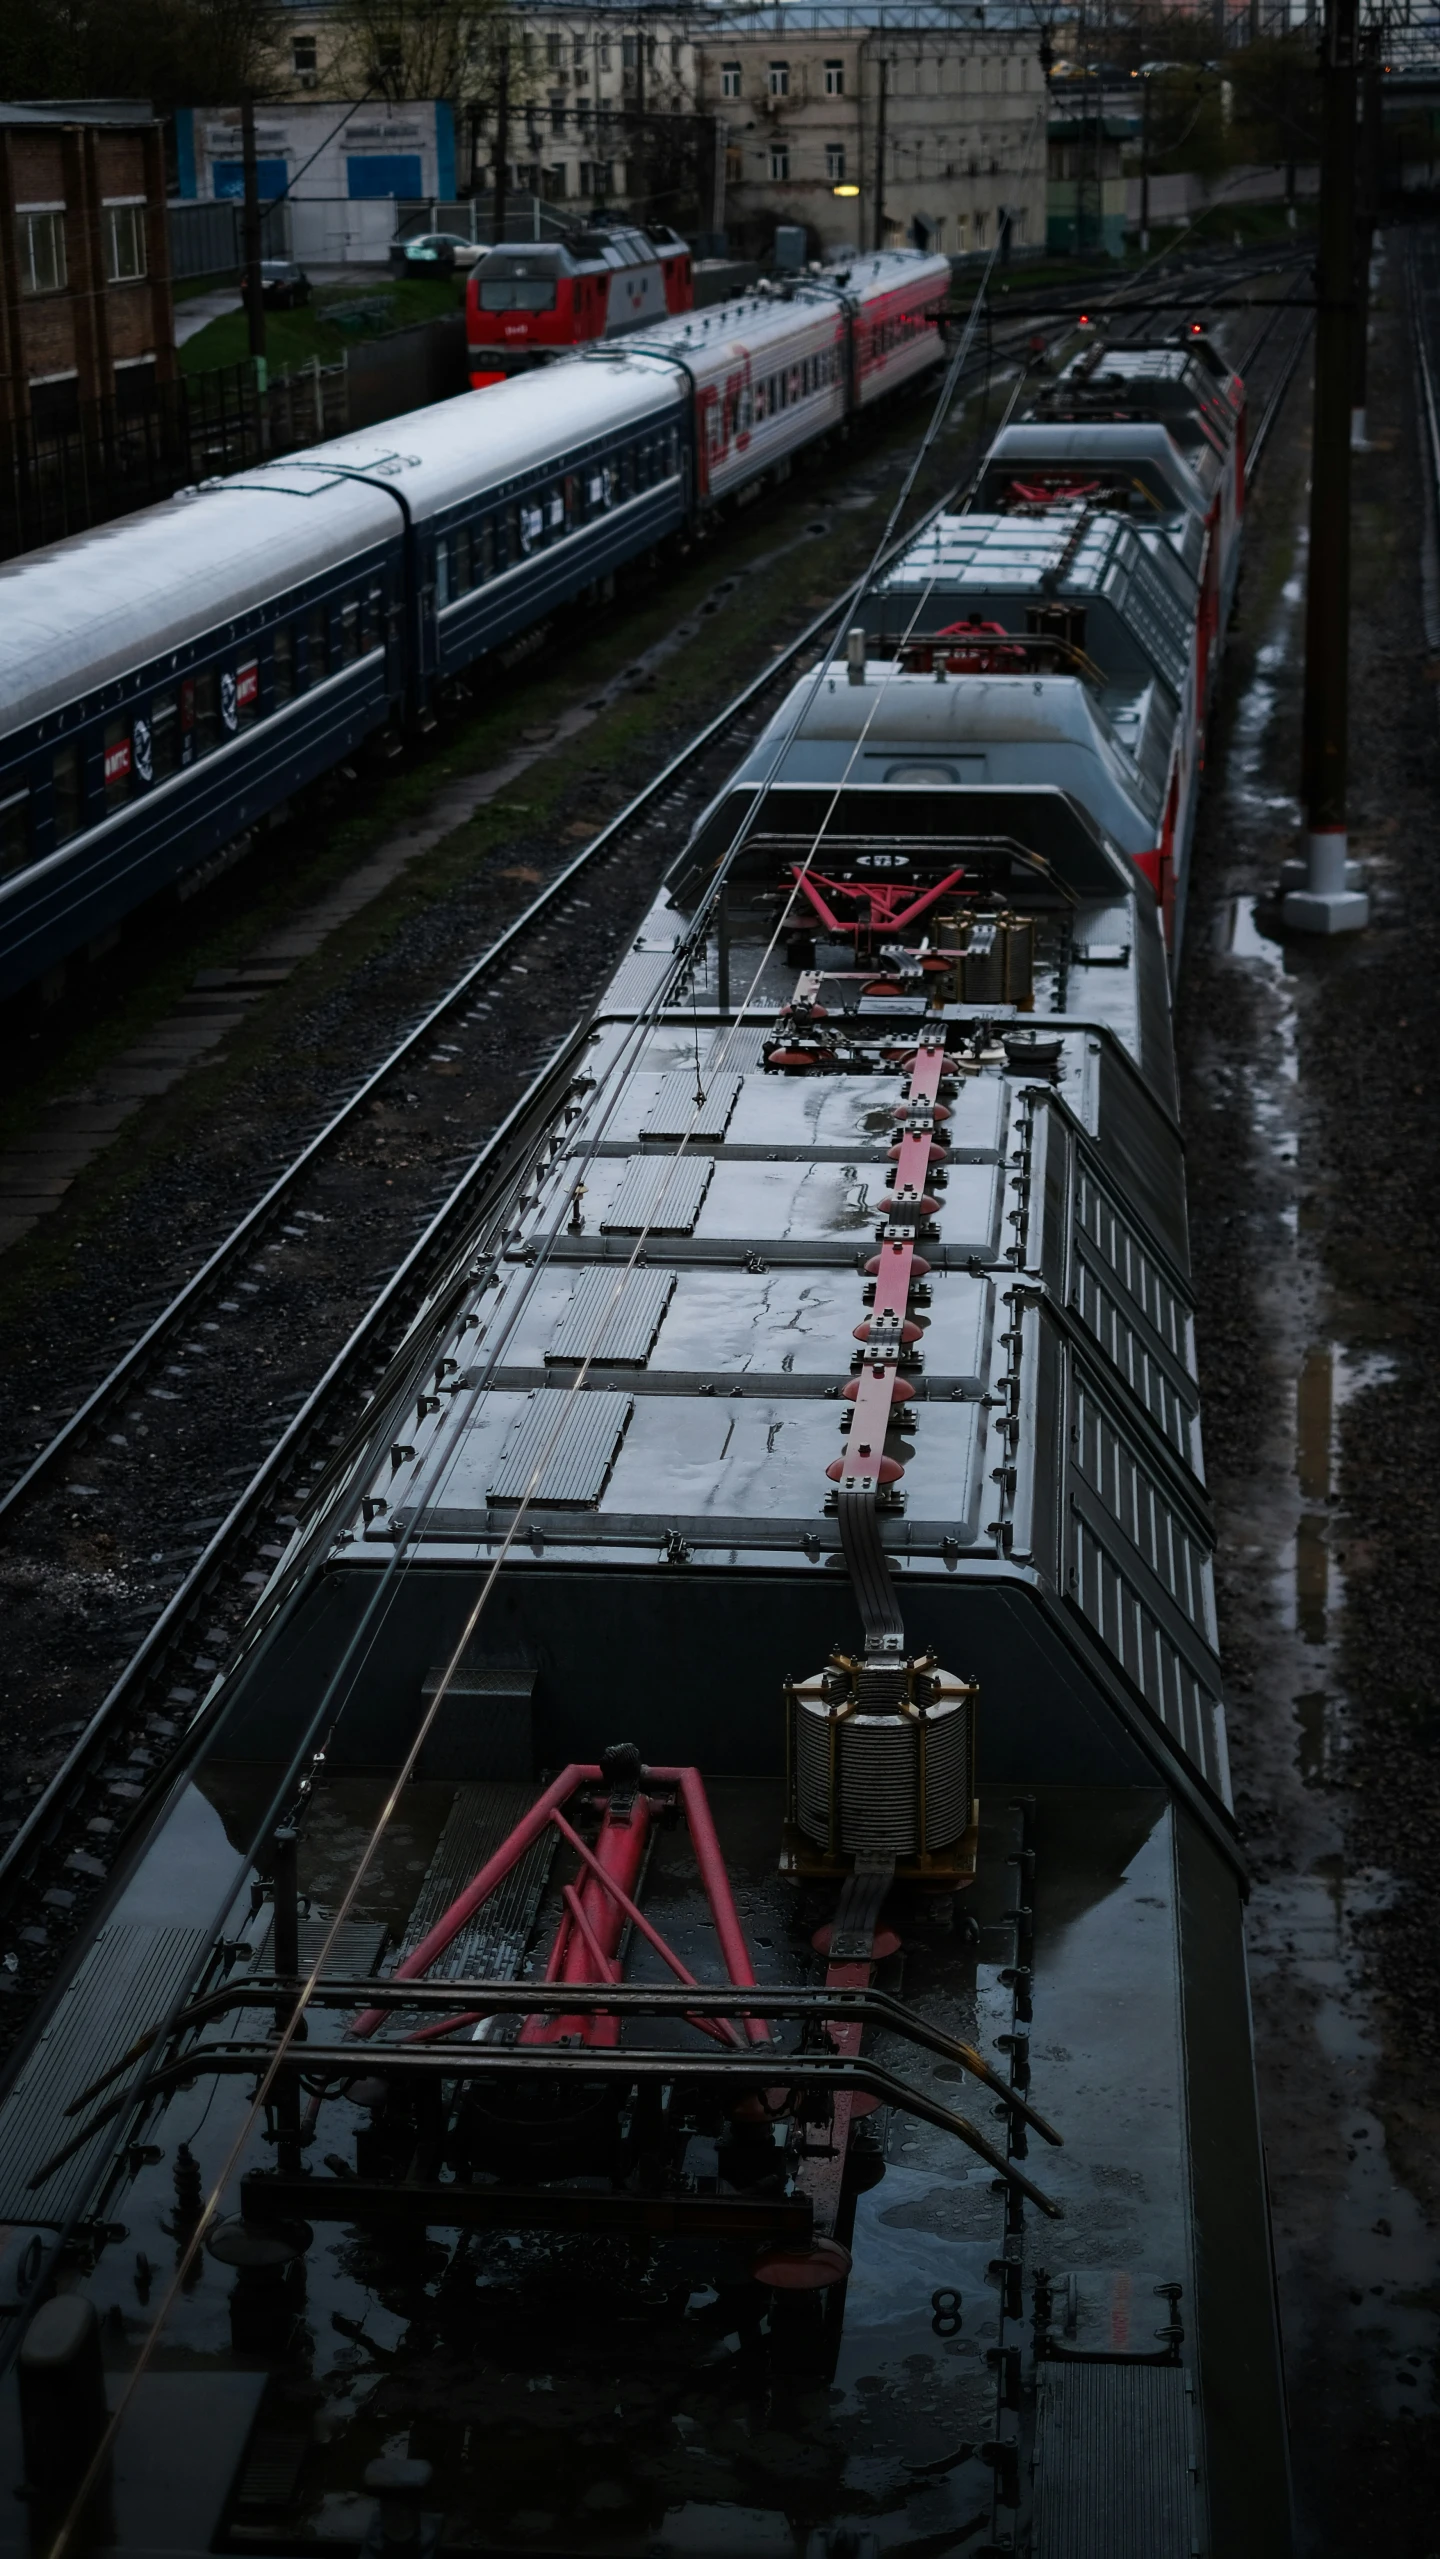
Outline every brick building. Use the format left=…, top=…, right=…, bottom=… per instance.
left=0, top=102, right=175, bottom=436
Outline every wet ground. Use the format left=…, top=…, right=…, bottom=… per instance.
left=1176, top=236, right=1440, bottom=2550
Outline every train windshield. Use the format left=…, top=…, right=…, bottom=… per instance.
left=481, top=278, right=559, bottom=311
left=480, top=253, right=562, bottom=312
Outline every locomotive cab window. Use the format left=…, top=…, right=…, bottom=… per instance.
left=0, top=789, right=30, bottom=875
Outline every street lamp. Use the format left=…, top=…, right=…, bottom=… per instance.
left=833, top=178, right=861, bottom=250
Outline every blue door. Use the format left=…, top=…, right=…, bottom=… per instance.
left=212, top=158, right=288, bottom=200
left=347, top=155, right=423, bottom=199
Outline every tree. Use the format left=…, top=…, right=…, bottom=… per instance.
left=0, top=0, right=285, bottom=107
left=322, top=0, right=505, bottom=108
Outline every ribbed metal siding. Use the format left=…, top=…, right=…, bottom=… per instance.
left=642, top=1072, right=741, bottom=1141
left=1070, top=1512, right=1222, bottom=1785
left=1075, top=1164, right=1193, bottom=1368
left=601, top=1155, right=712, bottom=1236
left=0, top=1922, right=208, bottom=2226
left=602, top=948, right=676, bottom=1012
left=545, top=1265, right=676, bottom=1365
left=1073, top=1382, right=1215, bottom=1646
left=487, top=1389, right=633, bottom=1505
left=1032, top=2363, right=1196, bottom=2559
left=1073, top=1256, right=1201, bottom=1473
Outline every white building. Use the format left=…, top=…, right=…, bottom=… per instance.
left=699, top=3, right=1048, bottom=258
left=174, top=98, right=456, bottom=263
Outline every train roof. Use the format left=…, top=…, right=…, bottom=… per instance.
left=0, top=468, right=396, bottom=730
left=979, top=419, right=1209, bottom=521
left=872, top=505, right=1195, bottom=701
left=617, top=248, right=951, bottom=371
left=723, top=658, right=1168, bottom=852
left=0, top=363, right=683, bottom=729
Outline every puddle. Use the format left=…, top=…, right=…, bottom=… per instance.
left=1204, top=486, right=1439, bottom=2481
left=1248, top=1865, right=1440, bottom=2416
left=1288, top=1342, right=1398, bottom=1654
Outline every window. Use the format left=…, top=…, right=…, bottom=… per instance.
left=725, top=145, right=743, bottom=184
left=150, top=690, right=181, bottom=777
left=549, top=92, right=566, bottom=133
left=769, top=145, right=790, bottom=181
left=1, top=790, right=30, bottom=875
left=824, top=58, right=845, bottom=94
left=191, top=667, right=220, bottom=754
left=622, top=34, right=637, bottom=68
left=293, top=33, right=317, bottom=73
left=721, top=60, right=741, bottom=97
left=452, top=524, right=474, bottom=595
left=339, top=599, right=362, bottom=663
left=103, top=203, right=146, bottom=284
left=306, top=606, right=329, bottom=682
left=52, top=744, right=82, bottom=843
left=826, top=144, right=846, bottom=182
left=547, top=30, right=561, bottom=66
left=114, top=357, right=155, bottom=415
left=572, top=35, right=584, bottom=64
left=272, top=626, right=294, bottom=705
left=102, top=716, right=132, bottom=811
left=17, top=210, right=65, bottom=296
left=29, top=376, right=78, bottom=436
left=974, top=211, right=987, bottom=247
left=235, top=656, right=260, bottom=723
left=768, top=59, right=789, bottom=95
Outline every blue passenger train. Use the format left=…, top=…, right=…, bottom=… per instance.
left=0, top=252, right=952, bottom=1003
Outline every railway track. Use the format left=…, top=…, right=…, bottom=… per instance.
left=0, top=265, right=1310, bottom=2057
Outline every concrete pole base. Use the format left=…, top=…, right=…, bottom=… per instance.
left=1281, top=828, right=1369, bottom=934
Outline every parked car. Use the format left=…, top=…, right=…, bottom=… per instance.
left=259, top=259, right=311, bottom=310
left=389, top=231, right=486, bottom=275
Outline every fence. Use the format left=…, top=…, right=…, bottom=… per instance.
left=1123, top=161, right=1320, bottom=230
left=0, top=354, right=347, bottom=561
left=168, top=196, right=288, bottom=281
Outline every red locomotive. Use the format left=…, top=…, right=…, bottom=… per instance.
left=467, top=219, right=692, bottom=383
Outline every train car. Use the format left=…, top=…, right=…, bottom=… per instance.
left=0, top=372, right=1292, bottom=2555
left=1027, top=338, right=1246, bottom=687
left=0, top=364, right=688, bottom=1002
left=467, top=221, right=693, bottom=382
left=866, top=503, right=1203, bottom=945
left=0, top=252, right=949, bottom=1006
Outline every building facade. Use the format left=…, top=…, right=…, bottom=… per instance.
left=257, top=4, right=1044, bottom=249
left=697, top=6, right=1048, bottom=258
left=0, top=103, right=174, bottom=435
left=174, top=98, right=456, bottom=265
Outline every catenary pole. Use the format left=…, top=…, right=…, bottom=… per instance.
left=1286, top=0, right=1368, bottom=931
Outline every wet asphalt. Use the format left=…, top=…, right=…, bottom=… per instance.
left=1178, top=235, right=1440, bottom=2553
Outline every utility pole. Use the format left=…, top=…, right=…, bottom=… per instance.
left=240, top=92, right=267, bottom=383
left=873, top=51, right=887, bottom=251
left=1140, top=66, right=1151, bottom=253
left=492, top=22, right=511, bottom=245
left=633, top=22, right=647, bottom=215
left=1285, top=0, right=1368, bottom=932
left=1351, top=24, right=1381, bottom=447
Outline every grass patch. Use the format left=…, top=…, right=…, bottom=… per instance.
left=179, top=275, right=463, bottom=377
